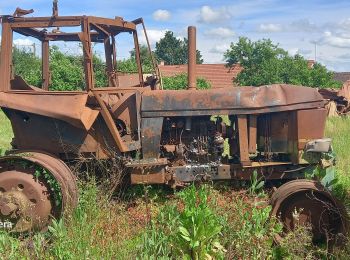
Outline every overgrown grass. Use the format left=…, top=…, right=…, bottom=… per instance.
left=326, top=117, right=350, bottom=191
left=0, top=110, right=13, bottom=152
left=0, top=113, right=350, bottom=258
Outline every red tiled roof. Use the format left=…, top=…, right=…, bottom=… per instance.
left=334, top=72, right=350, bottom=83
left=159, top=64, right=242, bottom=88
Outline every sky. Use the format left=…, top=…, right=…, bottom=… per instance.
left=1, top=0, right=350, bottom=71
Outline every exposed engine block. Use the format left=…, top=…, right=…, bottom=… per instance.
left=160, top=116, right=229, bottom=165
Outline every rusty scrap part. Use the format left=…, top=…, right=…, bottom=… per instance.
left=0, top=92, right=99, bottom=130
left=42, top=40, right=50, bottom=90
left=141, top=84, right=326, bottom=117
left=92, top=90, right=130, bottom=152
left=319, top=80, right=350, bottom=116
left=271, top=180, right=348, bottom=244
left=337, top=80, right=350, bottom=101
left=0, top=170, right=52, bottom=232
left=132, top=18, right=162, bottom=90
left=0, top=21, right=12, bottom=92
left=52, top=0, right=58, bottom=17
left=13, top=8, right=34, bottom=17
left=188, top=26, right=197, bottom=90
left=0, top=152, right=78, bottom=232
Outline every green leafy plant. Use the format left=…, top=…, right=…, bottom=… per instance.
left=138, top=204, right=179, bottom=259
left=138, top=185, right=226, bottom=259
left=304, top=151, right=338, bottom=190
left=32, top=165, right=63, bottom=207
left=175, top=185, right=225, bottom=259
left=222, top=197, right=283, bottom=259
left=163, top=73, right=211, bottom=90
left=249, top=170, right=265, bottom=195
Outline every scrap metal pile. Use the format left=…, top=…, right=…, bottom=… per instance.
left=319, top=80, right=350, bottom=116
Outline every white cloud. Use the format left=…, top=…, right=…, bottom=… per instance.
left=209, top=44, right=230, bottom=54
left=257, top=19, right=319, bottom=34
left=319, top=31, right=350, bottom=48
left=258, top=23, right=282, bottom=33
left=290, top=19, right=319, bottom=32
left=139, top=29, right=168, bottom=46
left=288, top=48, right=299, bottom=56
left=198, top=6, right=232, bottom=23
left=152, top=9, right=171, bottom=21
left=13, top=38, right=34, bottom=46
left=204, top=27, right=235, bottom=38
left=339, top=18, right=350, bottom=31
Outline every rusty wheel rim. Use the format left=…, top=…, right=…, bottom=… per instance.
left=0, top=170, right=52, bottom=232
left=278, top=191, right=338, bottom=242
left=271, top=180, right=347, bottom=244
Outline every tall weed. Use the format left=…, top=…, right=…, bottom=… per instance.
left=138, top=185, right=226, bottom=259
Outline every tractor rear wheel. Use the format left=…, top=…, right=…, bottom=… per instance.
left=0, top=152, right=78, bottom=232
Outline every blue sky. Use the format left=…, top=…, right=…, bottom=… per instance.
left=1, top=0, right=350, bottom=71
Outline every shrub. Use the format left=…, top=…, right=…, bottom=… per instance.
left=162, top=73, right=211, bottom=90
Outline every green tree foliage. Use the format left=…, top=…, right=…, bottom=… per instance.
left=13, top=47, right=42, bottom=86
left=49, top=46, right=85, bottom=91
left=118, top=45, right=154, bottom=74
left=155, top=31, right=204, bottom=65
left=162, top=73, right=211, bottom=90
left=224, top=37, right=342, bottom=88
left=13, top=46, right=108, bottom=90
left=12, top=45, right=210, bottom=91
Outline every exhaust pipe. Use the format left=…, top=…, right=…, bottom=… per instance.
left=188, top=26, right=197, bottom=90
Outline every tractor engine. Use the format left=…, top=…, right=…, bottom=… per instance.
left=160, top=116, right=231, bottom=165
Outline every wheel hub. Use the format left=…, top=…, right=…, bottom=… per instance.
left=0, top=170, right=52, bottom=232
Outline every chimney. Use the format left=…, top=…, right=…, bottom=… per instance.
left=307, top=60, right=315, bottom=69
left=187, top=26, right=197, bottom=90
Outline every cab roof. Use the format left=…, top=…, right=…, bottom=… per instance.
left=1, top=15, right=137, bottom=42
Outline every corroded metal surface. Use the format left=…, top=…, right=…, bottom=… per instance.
left=271, top=180, right=348, bottom=243
left=0, top=152, right=78, bottom=231
left=0, top=170, right=52, bottom=232
left=187, top=26, right=197, bottom=90
left=0, top=92, right=99, bottom=130
left=141, top=84, right=326, bottom=117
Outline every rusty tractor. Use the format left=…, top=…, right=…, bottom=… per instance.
left=0, top=3, right=347, bottom=242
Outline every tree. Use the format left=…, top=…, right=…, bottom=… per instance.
left=122, top=45, right=154, bottom=73
left=224, top=37, right=342, bottom=88
left=155, top=31, right=203, bottom=65
left=162, top=73, right=211, bottom=90
left=13, top=47, right=42, bottom=86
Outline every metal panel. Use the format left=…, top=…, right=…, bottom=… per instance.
left=141, top=85, right=326, bottom=117
left=297, top=108, right=327, bottom=150
left=237, top=115, right=251, bottom=166
left=141, top=117, right=163, bottom=159
left=248, top=115, right=257, bottom=153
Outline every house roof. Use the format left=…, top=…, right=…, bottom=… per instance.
left=334, top=72, right=350, bottom=83
left=158, top=64, right=242, bottom=88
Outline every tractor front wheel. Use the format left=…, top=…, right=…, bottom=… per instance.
left=271, top=179, right=348, bottom=244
